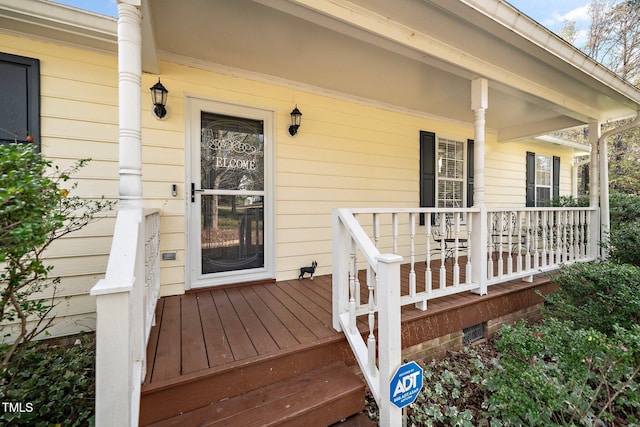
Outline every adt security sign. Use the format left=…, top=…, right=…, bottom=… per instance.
left=390, top=361, right=423, bottom=408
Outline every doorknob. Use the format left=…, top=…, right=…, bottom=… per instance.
left=191, top=183, right=204, bottom=202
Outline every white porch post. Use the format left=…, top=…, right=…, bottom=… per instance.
left=589, top=120, right=601, bottom=258
left=377, top=253, right=403, bottom=427
left=471, top=78, right=488, bottom=295
left=93, top=1, right=143, bottom=426
left=117, top=0, right=143, bottom=209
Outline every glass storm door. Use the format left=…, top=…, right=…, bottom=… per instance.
left=188, top=99, right=274, bottom=288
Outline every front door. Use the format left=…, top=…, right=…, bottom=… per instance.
left=187, top=98, right=274, bottom=288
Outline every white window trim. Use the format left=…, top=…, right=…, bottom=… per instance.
left=534, top=153, right=552, bottom=207
left=435, top=136, right=467, bottom=209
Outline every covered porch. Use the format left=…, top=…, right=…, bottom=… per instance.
left=87, top=0, right=640, bottom=425
left=140, top=256, right=556, bottom=425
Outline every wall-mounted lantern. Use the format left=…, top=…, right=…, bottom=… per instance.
left=150, top=78, right=168, bottom=120
left=288, top=105, right=302, bottom=136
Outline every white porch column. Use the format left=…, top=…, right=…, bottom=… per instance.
left=589, top=120, right=601, bottom=257
left=471, top=78, right=488, bottom=295
left=93, top=2, right=143, bottom=426
left=117, top=0, right=143, bottom=209
left=377, top=253, right=403, bottom=427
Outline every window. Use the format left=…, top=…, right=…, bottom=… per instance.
left=0, top=52, right=40, bottom=148
left=419, top=131, right=474, bottom=224
left=526, top=151, right=559, bottom=207
left=535, top=154, right=552, bottom=205
left=437, top=138, right=465, bottom=208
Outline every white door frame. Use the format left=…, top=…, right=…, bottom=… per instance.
left=185, top=96, right=275, bottom=289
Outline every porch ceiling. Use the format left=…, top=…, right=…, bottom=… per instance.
left=144, top=0, right=640, bottom=140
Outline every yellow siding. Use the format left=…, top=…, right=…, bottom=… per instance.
left=0, top=32, right=582, bottom=338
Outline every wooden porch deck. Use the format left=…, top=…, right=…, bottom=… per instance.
left=141, top=257, right=555, bottom=425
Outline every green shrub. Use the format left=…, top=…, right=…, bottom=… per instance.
left=547, top=262, right=640, bottom=334
left=487, top=319, right=640, bottom=426
left=609, top=192, right=640, bottom=229
left=0, top=143, right=113, bottom=369
left=608, top=221, right=640, bottom=266
left=0, top=333, right=95, bottom=426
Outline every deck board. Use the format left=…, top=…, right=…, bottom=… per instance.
left=274, top=280, right=332, bottom=327
left=212, top=289, right=258, bottom=360
left=239, top=285, right=300, bottom=349
left=143, top=254, right=553, bottom=390
left=151, top=296, right=182, bottom=382
left=266, top=282, right=335, bottom=339
left=226, top=287, right=280, bottom=355
left=197, top=291, right=234, bottom=367
left=181, top=293, right=209, bottom=374
left=251, top=284, right=318, bottom=343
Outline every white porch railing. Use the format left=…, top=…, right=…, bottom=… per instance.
left=91, top=208, right=161, bottom=427
left=332, top=206, right=597, bottom=425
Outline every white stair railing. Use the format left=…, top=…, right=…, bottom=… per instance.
left=91, top=208, right=161, bottom=427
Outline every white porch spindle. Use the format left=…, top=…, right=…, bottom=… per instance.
left=497, top=212, right=504, bottom=277
left=453, top=212, right=460, bottom=286
left=465, top=213, right=472, bottom=285
left=392, top=213, right=399, bottom=254
left=349, top=238, right=357, bottom=334
left=354, top=215, right=361, bottom=307
left=425, top=214, right=433, bottom=294
left=531, top=211, right=544, bottom=270
left=516, top=211, right=523, bottom=273
left=487, top=212, right=494, bottom=280
left=525, top=211, right=532, bottom=271
left=367, top=277, right=376, bottom=377
left=439, top=213, right=447, bottom=289
left=506, top=212, right=513, bottom=276
left=409, top=213, right=417, bottom=297
left=541, top=211, right=548, bottom=268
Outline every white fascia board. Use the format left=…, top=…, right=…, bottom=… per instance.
left=0, top=0, right=116, bottom=52
left=535, top=134, right=591, bottom=152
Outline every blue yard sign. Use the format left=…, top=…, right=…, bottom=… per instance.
left=389, top=361, right=424, bottom=409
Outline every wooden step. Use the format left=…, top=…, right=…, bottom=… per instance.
left=145, top=362, right=365, bottom=427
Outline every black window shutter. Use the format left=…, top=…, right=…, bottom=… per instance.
left=0, top=52, right=40, bottom=149
left=553, top=155, right=560, bottom=201
left=419, top=131, right=436, bottom=225
left=526, top=151, right=535, bottom=207
left=467, top=139, right=474, bottom=207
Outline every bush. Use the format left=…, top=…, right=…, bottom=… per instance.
left=609, top=192, right=640, bottom=229
left=547, top=262, right=640, bottom=334
left=0, top=143, right=113, bottom=369
left=487, top=319, right=640, bottom=426
left=608, top=221, right=640, bottom=266
left=0, top=334, right=95, bottom=426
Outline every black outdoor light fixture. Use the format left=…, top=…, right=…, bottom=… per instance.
left=288, top=105, right=302, bottom=136
left=150, top=78, right=168, bottom=119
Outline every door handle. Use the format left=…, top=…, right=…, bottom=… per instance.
left=191, top=183, right=204, bottom=202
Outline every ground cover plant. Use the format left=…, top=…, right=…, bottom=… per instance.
left=0, top=334, right=95, bottom=426
left=0, top=141, right=111, bottom=424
